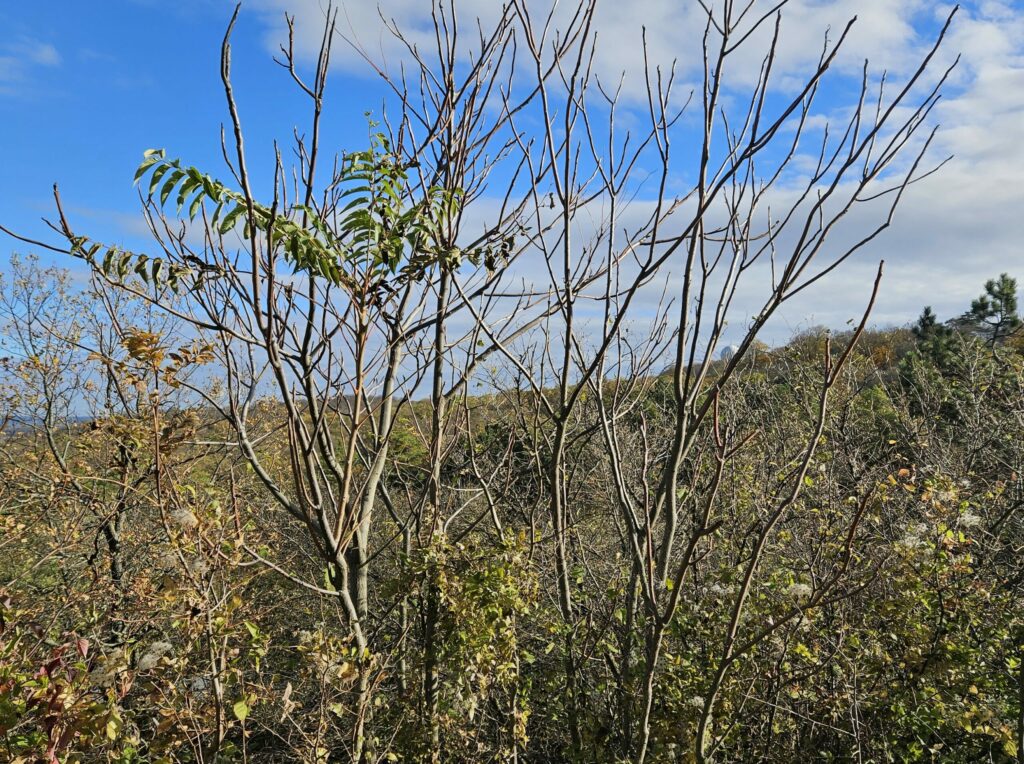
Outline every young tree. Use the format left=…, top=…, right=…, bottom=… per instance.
left=911, top=304, right=956, bottom=368
left=2, top=1, right=960, bottom=761
left=964, top=273, right=1021, bottom=345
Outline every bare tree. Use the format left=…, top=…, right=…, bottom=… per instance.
left=1, top=0, right=959, bottom=760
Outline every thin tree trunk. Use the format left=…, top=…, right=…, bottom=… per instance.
left=635, top=623, right=663, bottom=764
left=424, top=267, right=450, bottom=762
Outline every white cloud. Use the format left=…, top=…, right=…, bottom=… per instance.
left=249, top=0, right=938, bottom=89
left=0, top=37, right=62, bottom=95
left=25, top=41, right=61, bottom=67
left=243, top=1, right=1023, bottom=337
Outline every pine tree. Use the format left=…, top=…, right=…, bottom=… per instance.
left=912, top=306, right=947, bottom=341
left=962, top=273, right=1021, bottom=345
left=911, top=305, right=955, bottom=367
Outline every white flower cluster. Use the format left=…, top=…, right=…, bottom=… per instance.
left=707, top=583, right=733, bottom=599
left=958, top=511, right=983, bottom=529
left=786, top=583, right=813, bottom=603
left=169, top=508, right=199, bottom=530
left=137, top=640, right=173, bottom=671
left=898, top=521, right=931, bottom=551
left=90, top=648, right=126, bottom=687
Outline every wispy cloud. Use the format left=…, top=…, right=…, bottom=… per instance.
left=245, top=1, right=1024, bottom=333
left=0, top=37, right=62, bottom=95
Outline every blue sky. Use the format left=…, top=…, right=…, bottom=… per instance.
left=1, top=0, right=1023, bottom=336
left=0, top=1, right=382, bottom=256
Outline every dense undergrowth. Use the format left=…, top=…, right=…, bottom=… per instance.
left=3, top=257, right=1024, bottom=763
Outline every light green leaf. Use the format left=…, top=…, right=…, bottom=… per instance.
left=106, top=710, right=124, bottom=741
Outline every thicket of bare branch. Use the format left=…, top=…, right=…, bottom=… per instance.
left=7, top=2, right=1024, bottom=763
